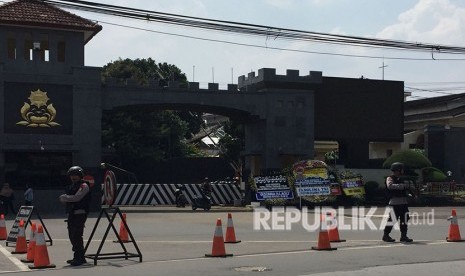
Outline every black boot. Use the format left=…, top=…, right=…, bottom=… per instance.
left=400, top=234, right=413, bottom=243
left=67, top=251, right=87, bottom=265
left=69, top=257, right=87, bottom=266
left=69, top=259, right=84, bottom=266
left=66, top=259, right=87, bottom=264
left=382, top=233, right=395, bottom=242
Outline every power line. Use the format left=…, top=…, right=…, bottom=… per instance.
left=405, top=86, right=465, bottom=98
left=407, top=81, right=465, bottom=85
left=98, top=20, right=465, bottom=61
left=405, top=86, right=465, bottom=93
left=405, top=82, right=465, bottom=99
left=40, top=0, right=465, bottom=56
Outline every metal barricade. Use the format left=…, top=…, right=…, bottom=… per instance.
left=423, top=182, right=465, bottom=197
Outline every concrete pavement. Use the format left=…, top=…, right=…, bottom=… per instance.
left=1, top=206, right=465, bottom=275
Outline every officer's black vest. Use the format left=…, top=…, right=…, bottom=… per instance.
left=66, top=180, right=91, bottom=213
left=386, top=175, right=407, bottom=198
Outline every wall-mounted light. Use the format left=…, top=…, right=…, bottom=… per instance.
left=33, top=42, right=41, bottom=51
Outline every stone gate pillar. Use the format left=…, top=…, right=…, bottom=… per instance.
left=239, top=68, right=321, bottom=175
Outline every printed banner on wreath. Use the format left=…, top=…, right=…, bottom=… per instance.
left=254, top=175, right=294, bottom=200
left=296, top=186, right=331, bottom=196
left=293, top=160, right=331, bottom=186
left=339, top=172, right=365, bottom=196
left=293, top=160, right=331, bottom=196
left=256, top=190, right=294, bottom=200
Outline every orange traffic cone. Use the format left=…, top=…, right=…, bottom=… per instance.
left=12, top=219, right=28, bottom=254
left=0, top=214, right=7, bottom=240
left=29, top=224, right=56, bottom=269
left=224, top=213, right=241, bottom=243
left=311, top=214, right=337, bottom=251
left=21, top=222, right=37, bottom=263
left=326, top=212, right=346, bottom=243
left=118, top=213, right=129, bottom=243
left=447, top=209, right=465, bottom=242
left=205, top=218, right=233, bottom=257
left=113, top=213, right=130, bottom=243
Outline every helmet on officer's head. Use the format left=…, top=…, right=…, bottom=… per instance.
left=67, top=166, right=84, bottom=178
left=390, top=162, right=404, bottom=172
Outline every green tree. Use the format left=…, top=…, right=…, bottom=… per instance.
left=101, top=58, right=204, bottom=168
left=218, top=120, right=244, bottom=169
left=102, top=58, right=187, bottom=86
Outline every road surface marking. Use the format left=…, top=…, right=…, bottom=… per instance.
left=136, top=239, right=454, bottom=265
left=0, top=244, right=30, bottom=272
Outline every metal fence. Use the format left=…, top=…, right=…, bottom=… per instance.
left=422, top=182, right=465, bottom=196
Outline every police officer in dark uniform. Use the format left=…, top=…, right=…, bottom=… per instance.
left=59, top=166, right=91, bottom=266
left=382, top=162, right=413, bottom=243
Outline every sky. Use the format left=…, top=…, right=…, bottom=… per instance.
left=8, top=0, right=465, bottom=99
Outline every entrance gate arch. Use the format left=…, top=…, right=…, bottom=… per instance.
left=103, top=68, right=322, bottom=174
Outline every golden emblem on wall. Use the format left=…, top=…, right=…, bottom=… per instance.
left=16, top=89, right=61, bottom=127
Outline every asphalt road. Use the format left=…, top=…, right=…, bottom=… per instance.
left=1, top=206, right=465, bottom=275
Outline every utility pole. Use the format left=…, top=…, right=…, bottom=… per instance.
left=379, top=58, right=388, bottom=80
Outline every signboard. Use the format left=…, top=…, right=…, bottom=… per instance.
left=103, top=170, right=117, bottom=206
left=7, top=206, right=33, bottom=243
left=254, top=175, right=294, bottom=201
left=293, top=160, right=331, bottom=196
left=6, top=206, right=52, bottom=246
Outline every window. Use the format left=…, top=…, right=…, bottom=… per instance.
left=7, top=32, right=16, bottom=59
left=24, top=33, right=33, bottom=61
left=40, top=34, right=49, bottom=62
left=386, top=149, right=393, bottom=157
left=57, top=36, right=65, bottom=62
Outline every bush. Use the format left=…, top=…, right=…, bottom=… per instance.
left=344, top=194, right=366, bottom=206
left=364, top=181, right=379, bottom=194
left=364, top=181, right=387, bottom=203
